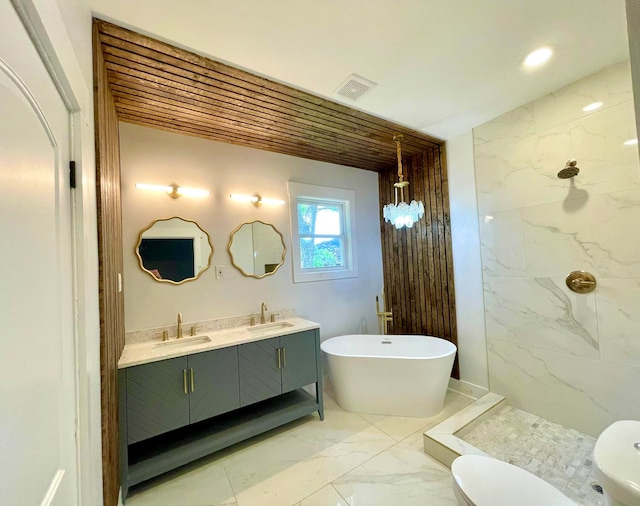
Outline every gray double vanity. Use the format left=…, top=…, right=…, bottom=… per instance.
left=119, top=215, right=323, bottom=499
left=118, top=317, right=323, bottom=497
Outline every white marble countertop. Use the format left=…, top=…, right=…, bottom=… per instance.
left=118, top=317, right=320, bottom=369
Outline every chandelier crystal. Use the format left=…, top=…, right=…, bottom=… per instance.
left=383, top=134, right=424, bottom=229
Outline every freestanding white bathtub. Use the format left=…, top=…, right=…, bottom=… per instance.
left=321, top=334, right=456, bottom=417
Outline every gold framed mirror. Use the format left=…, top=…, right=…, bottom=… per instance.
left=135, top=216, right=214, bottom=284
left=228, top=220, right=286, bottom=278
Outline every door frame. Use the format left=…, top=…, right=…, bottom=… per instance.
left=9, top=1, right=103, bottom=504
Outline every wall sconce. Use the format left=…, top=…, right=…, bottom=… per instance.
left=135, top=183, right=210, bottom=199
left=229, top=193, right=286, bottom=207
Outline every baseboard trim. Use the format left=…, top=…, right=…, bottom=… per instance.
left=448, top=377, right=489, bottom=399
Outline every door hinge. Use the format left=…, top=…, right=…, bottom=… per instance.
left=69, top=160, right=77, bottom=189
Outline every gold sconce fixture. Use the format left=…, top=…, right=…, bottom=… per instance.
left=229, top=193, right=286, bottom=207
left=382, top=134, right=424, bottom=229
left=135, top=183, right=210, bottom=198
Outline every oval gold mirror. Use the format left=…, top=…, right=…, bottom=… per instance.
left=228, top=220, right=286, bottom=278
left=135, top=216, right=213, bottom=284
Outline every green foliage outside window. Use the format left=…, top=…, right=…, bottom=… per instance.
left=297, top=202, right=344, bottom=269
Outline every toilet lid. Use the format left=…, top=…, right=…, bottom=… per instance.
left=451, top=455, right=576, bottom=506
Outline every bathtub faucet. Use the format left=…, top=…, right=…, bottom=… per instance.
left=376, top=295, right=393, bottom=335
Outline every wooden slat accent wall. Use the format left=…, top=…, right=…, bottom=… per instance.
left=92, top=19, right=440, bottom=173
left=379, top=146, right=459, bottom=378
left=93, top=21, right=126, bottom=506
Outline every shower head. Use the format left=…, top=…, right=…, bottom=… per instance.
left=557, top=159, right=579, bottom=179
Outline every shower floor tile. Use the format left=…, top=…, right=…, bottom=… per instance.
left=461, top=405, right=603, bottom=506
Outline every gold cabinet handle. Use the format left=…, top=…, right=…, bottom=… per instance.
left=282, top=347, right=286, bottom=368
left=183, top=369, right=188, bottom=394
left=277, top=348, right=281, bottom=369
left=190, top=368, right=195, bottom=392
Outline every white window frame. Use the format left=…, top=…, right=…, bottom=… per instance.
left=288, top=182, right=358, bottom=283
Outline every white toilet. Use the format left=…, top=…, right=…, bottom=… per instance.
left=451, top=454, right=576, bottom=506
left=593, top=420, right=640, bottom=506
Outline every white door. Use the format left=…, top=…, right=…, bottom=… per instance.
left=0, top=1, right=78, bottom=504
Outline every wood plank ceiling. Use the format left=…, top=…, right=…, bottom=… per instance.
left=94, top=19, right=442, bottom=172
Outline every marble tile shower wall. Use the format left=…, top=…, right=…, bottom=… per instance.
left=473, top=61, right=640, bottom=437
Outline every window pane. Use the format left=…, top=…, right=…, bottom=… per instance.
left=297, top=202, right=342, bottom=235
left=300, top=237, right=344, bottom=269
left=315, top=206, right=342, bottom=235
left=297, top=203, right=316, bottom=235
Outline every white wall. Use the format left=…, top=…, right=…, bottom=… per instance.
left=474, top=61, right=640, bottom=436
left=119, top=123, right=384, bottom=340
left=446, top=132, right=489, bottom=393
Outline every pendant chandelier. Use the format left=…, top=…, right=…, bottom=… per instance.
left=383, top=134, right=424, bottom=229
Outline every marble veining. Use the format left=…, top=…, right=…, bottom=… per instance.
left=533, top=61, right=633, bottom=133
left=503, top=344, right=610, bottom=414
left=472, top=58, right=640, bottom=480
left=125, top=387, right=474, bottom=506
left=476, top=101, right=640, bottom=215
left=473, top=104, right=535, bottom=155
left=484, top=277, right=599, bottom=358
left=474, top=62, right=633, bottom=156
left=523, top=190, right=640, bottom=279
left=479, top=209, right=526, bottom=277
left=596, top=278, right=640, bottom=367
left=488, top=339, right=640, bottom=436
left=534, top=277, right=599, bottom=349
left=119, top=315, right=316, bottom=368
left=125, top=308, right=297, bottom=345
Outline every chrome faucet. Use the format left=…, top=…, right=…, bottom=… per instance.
left=177, top=312, right=183, bottom=338
left=260, top=302, right=267, bottom=324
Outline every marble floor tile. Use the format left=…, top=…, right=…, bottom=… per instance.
left=126, top=386, right=482, bottom=506
left=332, top=440, right=457, bottom=506
left=222, top=405, right=395, bottom=506
left=125, top=388, right=472, bottom=506
left=347, top=390, right=473, bottom=442
left=125, top=459, right=237, bottom=506
left=126, top=390, right=598, bottom=506
left=294, top=485, right=349, bottom=506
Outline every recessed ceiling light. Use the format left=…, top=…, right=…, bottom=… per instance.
left=582, top=102, right=603, bottom=112
left=523, top=47, right=553, bottom=67
left=623, top=138, right=638, bottom=146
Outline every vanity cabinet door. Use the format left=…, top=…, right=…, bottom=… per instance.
left=280, top=330, right=318, bottom=393
left=126, top=357, right=190, bottom=444
left=238, top=337, right=281, bottom=407
left=188, top=347, right=240, bottom=424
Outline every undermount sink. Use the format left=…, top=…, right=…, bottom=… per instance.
left=152, top=335, right=211, bottom=350
left=247, top=321, right=294, bottom=332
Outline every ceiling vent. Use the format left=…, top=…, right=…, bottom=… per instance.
left=335, top=74, right=377, bottom=101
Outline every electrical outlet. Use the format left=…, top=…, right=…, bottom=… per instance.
left=216, top=265, right=225, bottom=279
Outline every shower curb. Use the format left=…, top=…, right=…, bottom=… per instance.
left=423, top=392, right=505, bottom=468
